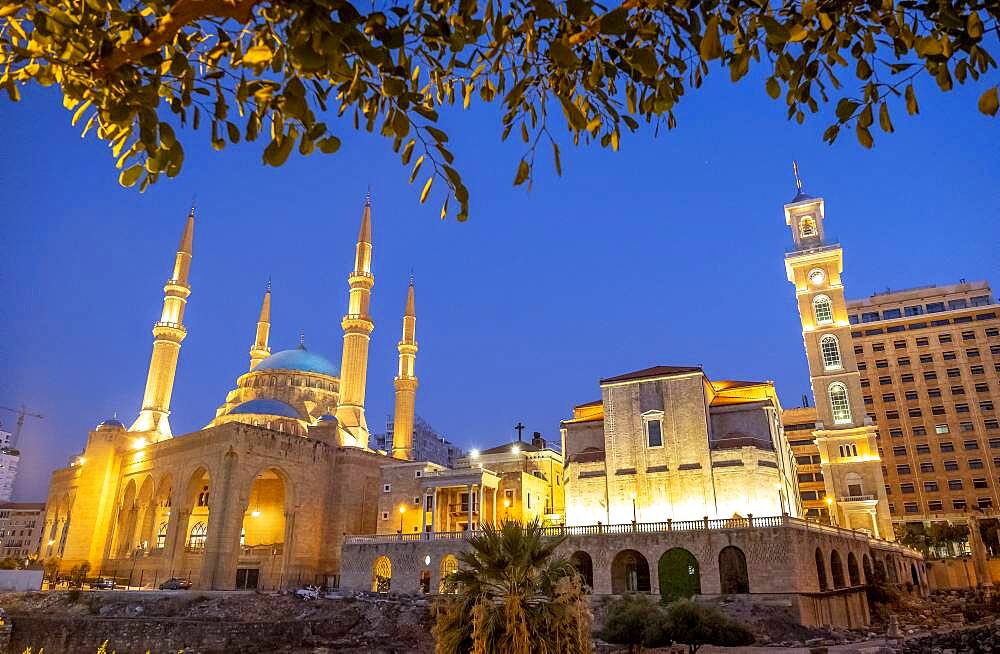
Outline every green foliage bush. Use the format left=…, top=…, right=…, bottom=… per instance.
left=599, top=596, right=755, bottom=654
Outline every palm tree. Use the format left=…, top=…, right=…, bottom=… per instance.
left=432, top=519, right=592, bottom=654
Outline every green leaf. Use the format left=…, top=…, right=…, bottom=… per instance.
left=419, top=176, right=433, bottom=203
left=978, top=87, right=999, bottom=117
left=317, top=136, right=341, bottom=153
left=244, top=45, right=273, bottom=66
left=765, top=77, right=781, bottom=100
left=878, top=102, right=894, bottom=133
left=905, top=84, right=919, bottom=115
left=549, top=40, right=578, bottom=69
left=855, top=123, right=873, bottom=149
left=514, top=159, right=530, bottom=186
left=119, top=164, right=143, bottom=188
left=835, top=98, right=859, bottom=122
left=409, top=155, right=424, bottom=183
left=967, top=11, right=983, bottom=39
left=699, top=16, right=723, bottom=61
left=628, top=47, right=659, bottom=77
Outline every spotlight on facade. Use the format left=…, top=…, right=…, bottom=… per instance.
left=424, top=555, right=431, bottom=566
left=77, top=457, right=86, bottom=465
left=133, top=437, right=147, bottom=450
left=511, top=445, right=521, bottom=455
left=47, top=539, right=55, bottom=546
left=251, top=510, right=261, bottom=518
left=469, top=449, right=480, bottom=458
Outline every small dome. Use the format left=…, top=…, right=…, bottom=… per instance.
left=253, top=348, right=338, bottom=377
left=229, top=398, right=303, bottom=419
left=317, top=414, right=336, bottom=422
left=97, top=417, right=125, bottom=431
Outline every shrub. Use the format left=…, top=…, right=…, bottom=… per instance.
left=598, top=595, right=669, bottom=654
left=664, top=599, right=755, bottom=654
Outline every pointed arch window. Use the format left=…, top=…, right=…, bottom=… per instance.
left=813, top=294, right=834, bottom=325
left=829, top=383, right=852, bottom=425
left=820, top=335, right=843, bottom=370
left=156, top=522, right=168, bottom=548
left=188, top=522, right=207, bottom=550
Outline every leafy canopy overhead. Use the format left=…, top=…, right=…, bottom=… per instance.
left=2, top=0, right=997, bottom=220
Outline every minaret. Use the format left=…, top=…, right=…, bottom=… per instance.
left=782, top=164, right=893, bottom=540
left=130, top=207, right=194, bottom=441
left=335, top=195, right=375, bottom=448
left=249, top=281, right=272, bottom=370
left=391, top=278, right=419, bottom=460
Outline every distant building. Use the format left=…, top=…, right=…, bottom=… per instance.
left=374, top=416, right=464, bottom=468
left=0, top=502, right=45, bottom=559
left=0, top=429, right=19, bottom=501
left=375, top=429, right=564, bottom=538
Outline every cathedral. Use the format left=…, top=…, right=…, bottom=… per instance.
left=41, top=197, right=423, bottom=589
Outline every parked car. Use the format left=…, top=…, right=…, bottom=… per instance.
left=91, top=578, right=115, bottom=590
left=295, top=585, right=321, bottom=600
left=159, top=578, right=192, bottom=590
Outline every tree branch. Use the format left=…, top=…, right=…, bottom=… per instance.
left=96, top=0, right=262, bottom=76
left=568, top=0, right=642, bottom=47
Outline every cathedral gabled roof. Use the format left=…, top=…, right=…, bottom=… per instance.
left=600, top=365, right=702, bottom=385
left=253, top=348, right=338, bottom=377
left=229, top=398, right=303, bottom=419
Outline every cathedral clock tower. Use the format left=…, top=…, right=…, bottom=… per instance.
left=783, top=164, right=894, bottom=540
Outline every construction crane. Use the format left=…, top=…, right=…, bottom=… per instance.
left=0, top=404, right=44, bottom=449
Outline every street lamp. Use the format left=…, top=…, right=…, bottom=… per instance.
left=398, top=505, right=406, bottom=534
left=502, top=498, right=510, bottom=521
left=630, top=491, right=637, bottom=524
left=826, top=496, right=837, bottom=526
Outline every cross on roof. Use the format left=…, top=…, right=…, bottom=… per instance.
left=514, top=421, right=525, bottom=441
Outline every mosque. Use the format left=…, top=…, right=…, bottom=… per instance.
left=41, top=197, right=423, bottom=589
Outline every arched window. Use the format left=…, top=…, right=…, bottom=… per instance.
left=813, top=294, right=834, bottom=324
left=829, top=383, right=852, bottom=425
left=820, top=335, right=842, bottom=370
left=156, top=522, right=168, bottom=549
left=372, top=556, right=392, bottom=593
left=188, top=522, right=207, bottom=550
left=439, top=554, right=459, bottom=593
left=815, top=548, right=828, bottom=591
left=800, top=216, right=817, bottom=238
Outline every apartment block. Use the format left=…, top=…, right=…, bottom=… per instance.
left=786, top=281, right=1000, bottom=525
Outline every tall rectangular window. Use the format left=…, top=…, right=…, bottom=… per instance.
left=645, top=418, right=663, bottom=447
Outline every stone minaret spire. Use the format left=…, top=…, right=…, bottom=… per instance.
left=130, top=207, right=194, bottom=441
left=335, top=196, right=375, bottom=448
left=249, top=280, right=272, bottom=370
left=391, top=278, right=418, bottom=460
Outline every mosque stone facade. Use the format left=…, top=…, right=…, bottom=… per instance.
left=42, top=198, right=422, bottom=589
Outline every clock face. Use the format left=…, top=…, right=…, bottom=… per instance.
left=808, top=268, right=826, bottom=286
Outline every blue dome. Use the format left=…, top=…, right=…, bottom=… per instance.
left=318, top=414, right=336, bottom=422
left=97, top=417, right=125, bottom=430
left=229, top=398, right=303, bottom=419
left=253, top=348, right=338, bottom=377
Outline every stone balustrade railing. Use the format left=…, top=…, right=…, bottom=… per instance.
left=344, top=514, right=916, bottom=556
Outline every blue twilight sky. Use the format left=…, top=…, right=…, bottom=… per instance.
left=1, top=65, right=998, bottom=502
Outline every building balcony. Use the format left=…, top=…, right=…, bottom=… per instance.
left=838, top=494, right=877, bottom=504
left=448, top=503, right=480, bottom=516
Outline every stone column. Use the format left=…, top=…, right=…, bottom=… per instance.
left=467, top=485, right=474, bottom=530
left=421, top=495, right=427, bottom=534
left=430, top=489, right=438, bottom=533
left=198, top=454, right=242, bottom=590
left=281, top=509, right=296, bottom=588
